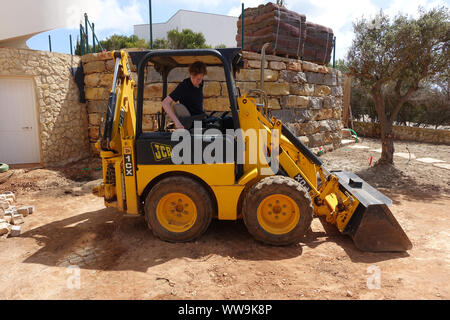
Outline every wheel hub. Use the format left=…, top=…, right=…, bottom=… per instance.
left=257, top=194, right=300, bottom=235
left=156, top=193, right=197, bottom=233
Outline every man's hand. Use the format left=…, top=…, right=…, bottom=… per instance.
left=175, top=122, right=184, bottom=130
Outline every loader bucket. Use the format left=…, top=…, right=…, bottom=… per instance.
left=333, top=171, right=412, bottom=252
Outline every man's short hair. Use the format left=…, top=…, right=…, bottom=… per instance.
left=189, top=61, right=207, bottom=76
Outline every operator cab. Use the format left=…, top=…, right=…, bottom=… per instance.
left=128, top=48, right=244, bottom=134
left=128, top=49, right=245, bottom=177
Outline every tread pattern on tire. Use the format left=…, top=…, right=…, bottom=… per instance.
left=144, top=176, right=214, bottom=243
left=243, top=175, right=313, bottom=246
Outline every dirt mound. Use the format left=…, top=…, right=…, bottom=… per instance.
left=0, top=157, right=102, bottom=196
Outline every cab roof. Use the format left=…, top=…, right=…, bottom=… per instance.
left=128, top=48, right=243, bottom=75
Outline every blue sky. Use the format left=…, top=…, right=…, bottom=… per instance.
left=27, top=0, right=449, bottom=60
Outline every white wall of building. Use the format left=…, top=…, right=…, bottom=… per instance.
left=135, top=10, right=238, bottom=48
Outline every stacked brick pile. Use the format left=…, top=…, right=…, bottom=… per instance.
left=82, top=50, right=344, bottom=155
left=237, top=2, right=334, bottom=65
left=0, top=192, right=34, bottom=237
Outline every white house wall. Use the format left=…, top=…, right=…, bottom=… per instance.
left=135, top=10, right=238, bottom=48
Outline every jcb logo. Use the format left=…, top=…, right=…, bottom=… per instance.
left=152, top=143, right=172, bottom=161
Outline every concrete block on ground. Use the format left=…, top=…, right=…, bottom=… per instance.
left=0, top=192, right=15, bottom=201
left=17, top=207, right=30, bottom=217
left=11, top=214, right=24, bottom=225
left=3, top=216, right=12, bottom=224
left=0, top=222, right=11, bottom=236
left=4, top=207, right=17, bottom=216
left=0, top=201, right=9, bottom=210
left=9, top=225, right=21, bottom=237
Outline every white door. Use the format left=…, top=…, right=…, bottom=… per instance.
left=0, top=77, right=40, bottom=164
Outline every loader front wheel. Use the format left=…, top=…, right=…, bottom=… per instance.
left=144, top=176, right=213, bottom=242
left=243, top=176, right=313, bottom=246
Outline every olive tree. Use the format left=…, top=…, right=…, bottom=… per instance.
left=347, top=7, right=449, bottom=164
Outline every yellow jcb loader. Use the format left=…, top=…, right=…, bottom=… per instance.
left=93, top=48, right=412, bottom=252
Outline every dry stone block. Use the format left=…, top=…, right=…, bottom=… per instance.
left=314, top=108, right=334, bottom=121
left=81, top=51, right=113, bottom=64
left=203, top=97, right=230, bottom=111
left=299, top=136, right=309, bottom=145
left=0, top=222, right=10, bottom=236
left=143, top=100, right=162, bottom=115
left=105, top=59, right=116, bottom=72
left=168, top=68, right=190, bottom=82
left=84, top=73, right=100, bottom=87
left=302, top=61, right=319, bottom=73
left=282, top=95, right=309, bottom=108
left=88, top=113, right=101, bottom=126
left=89, top=127, right=99, bottom=141
left=11, top=214, right=24, bottom=225
left=85, top=87, right=107, bottom=100
left=331, top=86, right=343, bottom=97
left=17, top=207, right=29, bottom=217
left=308, top=97, right=323, bottom=110
left=280, top=70, right=306, bottom=84
left=83, top=61, right=106, bottom=74
left=1, top=192, right=15, bottom=201
left=268, top=98, right=281, bottom=110
left=99, top=74, right=114, bottom=87
left=236, top=81, right=257, bottom=95
left=269, top=61, right=286, bottom=70
left=314, top=85, right=331, bottom=96
left=87, top=101, right=107, bottom=113
left=9, top=225, right=21, bottom=237
left=305, top=72, right=337, bottom=86
left=0, top=201, right=9, bottom=210
left=204, top=67, right=226, bottom=82
left=203, top=82, right=222, bottom=97
left=309, top=132, right=326, bottom=147
left=247, top=60, right=267, bottom=69
left=290, top=83, right=314, bottom=96
left=316, top=65, right=329, bottom=74
left=287, top=62, right=302, bottom=72
left=236, top=69, right=278, bottom=82
left=264, top=82, right=289, bottom=96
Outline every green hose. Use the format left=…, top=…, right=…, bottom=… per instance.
left=348, top=128, right=359, bottom=142
left=0, top=163, right=9, bottom=173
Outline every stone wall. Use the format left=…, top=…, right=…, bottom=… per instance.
left=353, top=121, right=450, bottom=145
left=0, top=48, right=89, bottom=166
left=82, top=50, right=344, bottom=154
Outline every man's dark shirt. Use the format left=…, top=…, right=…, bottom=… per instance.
left=169, top=78, right=204, bottom=115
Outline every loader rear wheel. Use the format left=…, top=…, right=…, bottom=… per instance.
left=144, top=176, right=213, bottom=242
left=243, top=176, right=313, bottom=246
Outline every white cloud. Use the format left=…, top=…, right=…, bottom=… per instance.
left=63, top=0, right=145, bottom=33
left=385, top=0, right=448, bottom=17
left=228, top=0, right=266, bottom=17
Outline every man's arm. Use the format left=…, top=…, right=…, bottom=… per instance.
left=162, top=96, right=184, bottom=129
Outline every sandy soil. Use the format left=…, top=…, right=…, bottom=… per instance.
left=0, top=139, right=449, bottom=300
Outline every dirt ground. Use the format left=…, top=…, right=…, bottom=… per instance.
left=0, top=138, right=449, bottom=300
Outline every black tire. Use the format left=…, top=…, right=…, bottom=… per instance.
left=243, top=176, right=313, bottom=246
left=144, top=176, right=214, bottom=242
left=0, top=163, right=9, bottom=173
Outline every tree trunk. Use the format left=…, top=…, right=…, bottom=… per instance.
left=379, top=117, right=395, bottom=164
left=372, top=89, right=395, bottom=165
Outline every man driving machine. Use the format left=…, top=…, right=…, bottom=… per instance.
left=161, top=61, right=207, bottom=129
